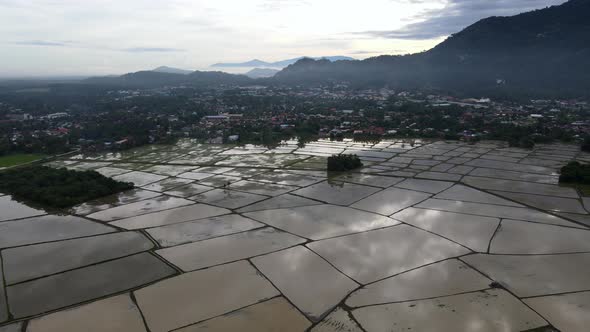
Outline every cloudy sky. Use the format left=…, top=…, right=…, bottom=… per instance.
left=0, top=0, right=566, bottom=77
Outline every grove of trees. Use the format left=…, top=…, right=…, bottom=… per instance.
left=0, top=166, right=134, bottom=208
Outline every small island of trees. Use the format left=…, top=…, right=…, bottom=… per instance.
left=0, top=166, right=134, bottom=208
left=559, top=161, right=590, bottom=185
left=328, top=154, right=364, bottom=172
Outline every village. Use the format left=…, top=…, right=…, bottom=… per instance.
left=1, top=85, right=589, bottom=156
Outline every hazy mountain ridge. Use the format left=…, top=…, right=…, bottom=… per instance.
left=85, top=70, right=253, bottom=88
left=152, top=66, right=193, bottom=75
left=245, top=68, right=280, bottom=78
left=82, top=57, right=352, bottom=87
left=212, top=56, right=356, bottom=68
left=275, top=0, right=590, bottom=96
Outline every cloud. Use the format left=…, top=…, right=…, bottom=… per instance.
left=11, top=40, right=184, bottom=54
left=121, top=47, right=186, bottom=53
left=258, top=0, right=311, bottom=11
left=13, top=40, right=68, bottom=47
left=354, top=0, right=567, bottom=40
left=349, top=49, right=408, bottom=55
left=349, top=50, right=379, bottom=55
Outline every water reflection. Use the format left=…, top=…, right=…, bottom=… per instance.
left=346, top=260, right=490, bottom=307
left=203, top=136, right=424, bottom=151
left=308, top=225, right=469, bottom=284
left=244, top=205, right=399, bottom=240
left=463, top=253, right=590, bottom=297
left=252, top=246, right=358, bottom=321
left=353, top=289, right=546, bottom=332
left=0, top=195, right=49, bottom=221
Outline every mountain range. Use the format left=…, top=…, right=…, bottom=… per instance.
left=85, top=70, right=252, bottom=88
left=211, top=56, right=355, bottom=68
left=83, top=0, right=590, bottom=97
left=274, top=0, right=590, bottom=97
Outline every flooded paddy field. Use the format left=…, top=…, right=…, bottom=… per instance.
left=1, top=138, right=590, bottom=331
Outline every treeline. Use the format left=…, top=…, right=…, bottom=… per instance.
left=0, top=134, right=69, bottom=156
left=487, top=122, right=578, bottom=149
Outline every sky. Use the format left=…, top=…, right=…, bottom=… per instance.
left=0, top=0, right=567, bottom=77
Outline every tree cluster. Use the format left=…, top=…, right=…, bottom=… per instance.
left=0, top=166, right=134, bottom=208
left=559, top=161, right=590, bottom=185
left=327, top=154, right=363, bottom=172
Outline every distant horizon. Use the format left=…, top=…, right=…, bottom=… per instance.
left=0, top=0, right=567, bottom=77
left=0, top=60, right=328, bottom=80
left=0, top=55, right=363, bottom=79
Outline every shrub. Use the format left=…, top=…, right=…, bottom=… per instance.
left=328, top=154, right=363, bottom=172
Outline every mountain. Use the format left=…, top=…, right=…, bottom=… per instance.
left=85, top=71, right=186, bottom=87
left=271, top=56, right=356, bottom=68
left=152, top=66, right=193, bottom=75
left=245, top=68, right=280, bottom=78
left=274, top=0, right=590, bottom=97
left=84, top=70, right=253, bottom=88
left=212, top=59, right=270, bottom=68
left=186, top=71, right=253, bottom=86
left=212, top=56, right=356, bottom=68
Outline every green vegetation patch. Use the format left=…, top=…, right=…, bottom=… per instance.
left=559, top=161, right=590, bottom=185
left=327, top=154, right=364, bottom=172
left=0, top=154, right=46, bottom=167
left=0, top=166, right=134, bottom=208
